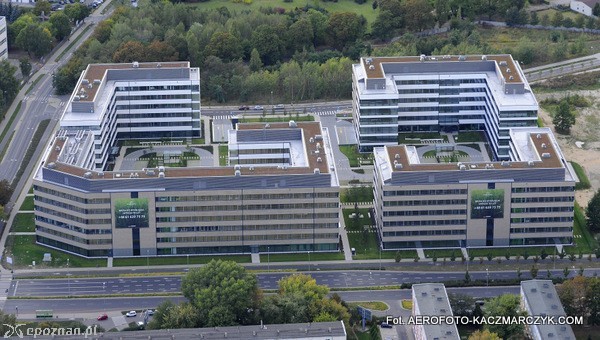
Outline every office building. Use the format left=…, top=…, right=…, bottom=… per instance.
left=373, top=127, right=576, bottom=249
left=0, top=16, right=7, bottom=61
left=412, top=283, right=460, bottom=340
left=520, top=280, right=576, bottom=340
left=60, top=61, right=201, bottom=171
left=352, top=55, right=538, bottom=158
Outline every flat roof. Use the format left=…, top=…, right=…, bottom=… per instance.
left=384, top=130, right=563, bottom=173
left=361, top=55, right=522, bottom=84
left=44, top=122, right=331, bottom=180
left=412, top=283, right=460, bottom=340
left=76, top=61, right=190, bottom=103
left=521, top=280, right=576, bottom=340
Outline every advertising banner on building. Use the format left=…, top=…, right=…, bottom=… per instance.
left=114, top=198, right=149, bottom=228
left=470, top=189, right=504, bottom=219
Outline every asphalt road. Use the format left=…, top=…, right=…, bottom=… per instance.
left=3, top=286, right=520, bottom=315
left=9, top=269, right=595, bottom=297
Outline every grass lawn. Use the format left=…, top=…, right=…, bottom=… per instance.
left=218, top=145, right=228, bottom=166
left=424, top=249, right=463, bottom=259
left=11, top=213, right=35, bottom=233
left=572, top=201, right=598, bottom=253
left=399, top=132, right=447, bottom=144
left=467, top=246, right=558, bottom=259
left=19, top=196, right=34, bottom=211
left=113, top=254, right=251, bottom=267
left=348, top=301, right=388, bottom=311
left=259, top=252, right=344, bottom=262
left=340, top=145, right=360, bottom=167
left=188, top=0, right=379, bottom=25
left=570, top=161, right=591, bottom=190
left=4, top=235, right=107, bottom=268
left=455, top=131, right=486, bottom=143
left=343, top=208, right=416, bottom=260
left=536, top=8, right=586, bottom=22
left=28, top=186, right=33, bottom=194
left=401, top=299, right=412, bottom=309
left=191, top=138, right=205, bottom=145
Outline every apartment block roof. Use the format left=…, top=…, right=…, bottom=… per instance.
left=521, top=280, right=575, bottom=340
left=412, top=283, right=460, bottom=340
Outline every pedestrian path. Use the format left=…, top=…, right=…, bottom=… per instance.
left=211, top=115, right=233, bottom=120
left=251, top=253, right=260, bottom=264
left=313, top=110, right=337, bottom=116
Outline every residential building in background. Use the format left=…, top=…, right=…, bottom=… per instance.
left=373, top=127, right=576, bottom=249
left=412, top=283, right=460, bottom=340
left=34, top=117, right=339, bottom=256
left=352, top=55, right=538, bottom=158
left=0, top=16, right=7, bottom=61
left=571, top=0, right=599, bottom=17
left=60, top=61, right=201, bottom=171
left=520, top=280, right=576, bottom=340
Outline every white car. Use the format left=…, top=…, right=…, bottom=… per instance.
left=125, top=311, right=137, bottom=317
left=146, top=309, right=154, bottom=315
left=254, top=105, right=264, bottom=110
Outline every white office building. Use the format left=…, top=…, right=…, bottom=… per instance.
left=61, top=61, right=201, bottom=171
left=0, top=16, right=7, bottom=61
left=352, top=55, right=538, bottom=159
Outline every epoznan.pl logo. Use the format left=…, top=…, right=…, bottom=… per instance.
left=3, top=324, right=98, bottom=338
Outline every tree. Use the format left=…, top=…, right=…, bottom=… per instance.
left=530, top=265, right=539, bottom=279
left=552, top=11, right=564, bottom=27
left=64, top=3, right=90, bottom=23
left=251, top=24, right=284, bottom=65
left=0, top=62, right=19, bottom=112
left=49, top=12, right=71, bottom=41
left=16, top=23, right=53, bottom=58
left=19, top=57, right=31, bottom=78
left=395, top=251, right=402, bottom=263
left=484, top=294, right=525, bottom=338
left=594, top=3, right=600, bottom=17
left=529, top=11, right=539, bottom=25
left=249, top=48, right=262, bottom=72
left=33, top=0, right=52, bottom=17
left=181, top=260, right=261, bottom=327
left=112, top=41, right=146, bottom=63
left=148, top=300, right=201, bottom=329
left=558, top=275, right=589, bottom=319
left=553, top=100, right=576, bottom=134
left=287, top=17, right=314, bottom=53
left=448, top=293, right=476, bottom=317
left=401, top=0, right=435, bottom=31
left=205, top=31, right=243, bottom=62
left=468, top=329, right=501, bottom=340
left=326, top=12, right=366, bottom=50
left=371, top=10, right=397, bottom=41
left=146, top=40, right=179, bottom=62
left=587, top=189, right=600, bottom=233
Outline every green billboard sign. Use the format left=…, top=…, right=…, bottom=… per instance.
left=470, top=189, right=504, bottom=219
left=114, top=198, right=149, bottom=228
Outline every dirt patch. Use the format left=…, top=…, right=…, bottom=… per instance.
left=536, top=90, right=600, bottom=207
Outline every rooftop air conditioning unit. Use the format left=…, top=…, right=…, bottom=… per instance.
left=93, top=79, right=101, bottom=85
left=313, top=168, right=320, bottom=174
left=369, top=65, right=375, bottom=70
left=542, top=153, right=551, bottom=158
left=235, top=170, right=241, bottom=176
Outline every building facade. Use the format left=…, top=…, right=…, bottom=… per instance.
left=352, top=55, right=538, bottom=159
left=520, top=280, right=576, bottom=340
left=570, top=0, right=599, bottom=16
left=412, top=283, right=460, bottom=340
left=373, top=128, right=576, bottom=249
left=0, top=16, right=7, bottom=61
left=60, top=62, right=201, bottom=171
left=34, top=120, right=340, bottom=257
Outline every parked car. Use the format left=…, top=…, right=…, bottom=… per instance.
left=254, top=105, right=264, bottom=110
left=136, top=321, right=145, bottom=329
left=97, top=314, right=108, bottom=321
left=238, top=105, right=250, bottom=111
left=146, top=309, right=154, bottom=316
left=274, top=104, right=285, bottom=109
left=125, top=311, right=137, bottom=317
left=380, top=322, right=393, bottom=329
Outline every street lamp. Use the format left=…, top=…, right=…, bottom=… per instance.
left=267, top=246, right=270, bottom=272
left=308, top=251, right=311, bottom=272
left=146, top=250, right=150, bottom=274
left=486, top=268, right=489, bottom=286
left=186, top=254, right=189, bottom=266
left=67, top=259, right=70, bottom=295
left=270, top=91, right=273, bottom=108
left=15, top=306, right=17, bottom=317
left=379, top=248, right=382, bottom=271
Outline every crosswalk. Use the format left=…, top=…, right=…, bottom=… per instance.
left=313, top=110, right=337, bottom=116
left=209, top=111, right=340, bottom=119
left=211, top=115, right=234, bottom=120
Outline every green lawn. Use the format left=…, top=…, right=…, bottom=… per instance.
left=113, top=254, right=251, bottom=266
left=425, top=249, right=462, bottom=259
left=399, top=132, right=448, bottom=144
left=343, top=208, right=416, bottom=260
left=455, top=131, right=486, bottom=143
left=218, top=145, right=228, bottom=166
left=467, top=246, right=558, bottom=259
left=19, top=196, right=34, bottom=211
left=188, top=0, right=379, bottom=25
left=259, top=252, right=344, bottom=262
left=570, top=161, right=591, bottom=190
left=11, top=213, right=35, bottom=233
left=339, top=145, right=360, bottom=167
left=4, top=235, right=107, bottom=268
left=572, top=201, right=598, bottom=253
left=536, top=8, right=587, bottom=22
left=347, top=301, right=388, bottom=311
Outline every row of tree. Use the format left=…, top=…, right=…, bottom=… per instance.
left=148, top=260, right=350, bottom=329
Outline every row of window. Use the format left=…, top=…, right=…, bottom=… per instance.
left=34, top=187, right=110, bottom=204
left=115, top=94, right=191, bottom=101
left=511, top=217, right=573, bottom=223
left=36, top=197, right=111, bottom=215
left=511, top=196, right=574, bottom=203
left=384, top=189, right=467, bottom=196
left=383, top=199, right=467, bottom=207
left=36, top=216, right=112, bottom=235
left=156, top=212, right=338, bottom=223
left=156, top=223, right=338, bottom=233
left=512, top=187, right=574, bottom=193
left=116, top=121, right=192, bottom=128
left=156, top=202, right=338, bottom=213
left=115, top=103, right=191, bottom=110
left=395, top=79, right=486, bottom=86
left=36, top=206, right=112, bottom=225
left=511, top=207, right=573, bottom=213
left=37, top=226, right=111, bottom=245
left=157, top=233, right=338, bottom=243
left=115, top=85, right=199, bottom=92
left=156, top=192, right=338, bottom=202
left=511, top=227, right=572, bottom=234
left=114, top=112, right=192, bottom=119
left=383, top=219, right=466, bottom=227
left=383, top=209, right=466, bottom=217
left=383, top=229, right=465, bottom=237
left=230, top=148, right=290, bottom=156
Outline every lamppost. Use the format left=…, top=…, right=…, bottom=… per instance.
left=67, top=258, right=70, bottom=295
left=308, top=251, right=311, bottom=272
left=15, top=306, right=17, bottom=317
left=146, top=250, right=150, bottom=274
left=379, top=248, right=382, bottom=271
left=186, top=254, right=189, bottom=266
left=267, top=246, right=270, bottom=272
left=270, top=91, right=273, bottom=108
left=486, top=268, right=489, bottom=286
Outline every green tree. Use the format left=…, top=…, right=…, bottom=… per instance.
left=468, top=329, right=501, bottom=340
left=326, top=12, right=366, bottom=50
left=181, top=260, right=261, bottom=327
left=8, top=14, right=35, bottom=46
left=148, top=301, right=200, bottom=329
left=530, top=265, right=539, bottom=279
left=0, top=179, right=13, bottom=206
left=540, top=13, right=549, bottom=26
left=371, top=10, right=397, bottom=41
left=205, top=31, right=243, bottom=62
left=251, top=24, right=284, bottom=65
left=448, top=293, right=476, bottom=317
left=401, top=0, right=435, bottom=31
left=249, top=48, right=262, bottom=72
left=594, top=3, right=600, bottom=16
left=16, top=23, right=53, bottom=58
left=49, top=12, right=71, bottom=41
left=484, top=294, right=525, bottom=338
left=33, top=0, right=52, bottom=17
left=552, top=11, right=564, bottom=27
left=287, top=17, right=314, bottom=52
left=146, top=40, right=179, bottom=62
left=586, top=189, right=600, bottom=233
left=587, top=278, right=600, bottom=325
left=552, top=100, right=575, bottom=134
left=558, top=275, right=589, bottom=319
left=529, top=11, right=539, bottom=25
left=92, top=19, right=113, bottom=43
left=64, top=3, right=90, bottom=23
left=19, top=57, right=31, bottom=78
left=112, top=40, right=146, bottom=63
left=369, top=323, right=381, bottom=339
left=0, top=62, right=19, bottom=112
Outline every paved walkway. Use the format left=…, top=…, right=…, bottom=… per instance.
left=339, top=207, right=353, bottom=262
left=251, top=253, right=260, bottom=264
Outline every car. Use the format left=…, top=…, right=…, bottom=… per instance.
left=254, top=105, right=264, bottom=110
left=97, top=314, right=108, bottom=321
left=145, top=309, right=154, bottom=316
left=274, top=104, right=285, bottom=109
left=380, top=322, right=393, bottom=329
left=238, top=105, right=250, bottom=111
left=136, top=321, right=145, bottom=329
left=125, top=311, right=137, bottom=317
